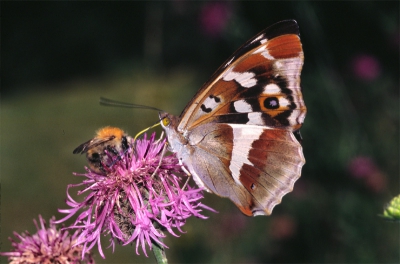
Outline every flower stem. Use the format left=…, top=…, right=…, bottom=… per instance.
left=152, top=239, right=168, bottom=264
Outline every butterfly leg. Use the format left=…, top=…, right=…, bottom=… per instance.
left=151, top=141, right=169, bottom=179
left=179, top=159, right=192, bottom=190
left=150, top=142, right=191, bottom=191
left=150, top=139, right=192, bottom=190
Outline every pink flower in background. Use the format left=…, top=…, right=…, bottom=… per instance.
left=269, top=215, right=297, bottom=240
left=56, top=133, right=215, bottom=258
left=0, top=215, right=95, bottom=264
left=348, top=156, right=387, bottom=193
left=199, top=2, right=232, bottom=38
left=351, top=54, right=381, bottom=81
left=348, top=156, right=377, bottom=179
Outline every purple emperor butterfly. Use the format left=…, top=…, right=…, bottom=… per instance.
left=160, top=20, right=306, bottom=216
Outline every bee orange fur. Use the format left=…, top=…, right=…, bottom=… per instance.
left=73, top=127, right=130, bottom=174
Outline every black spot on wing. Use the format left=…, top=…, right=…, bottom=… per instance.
left=210, top=94, right=221, bottom=103
left=264, top=97, right=280, bottom=109
left=201, top=104, right=212, bottom=113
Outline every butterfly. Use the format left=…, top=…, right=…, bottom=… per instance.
left=159, top=20, right=306, bottom=217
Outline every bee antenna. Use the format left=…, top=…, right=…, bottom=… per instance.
left=99, top=97, right=164, bottom=112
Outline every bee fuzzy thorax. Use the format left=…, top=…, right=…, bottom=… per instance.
left=96, top=126, right=126, bottom=140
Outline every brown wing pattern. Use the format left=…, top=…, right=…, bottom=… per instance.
left=178, top=20, right=306, bottom=133
left=185, top=123, right=305, bottom=216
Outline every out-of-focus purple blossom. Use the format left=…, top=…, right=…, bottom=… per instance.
left=0, top=215, right=94, bottom=264
left=199, top=2, right=232, bottom=38
left=351, top=54, right=381, bottom=81
left=348, top=156, right=387, bottom=193
left=56, top=132, right=215, bottom=259
left=348, top=156, right=377, bottom=179
left=269, top=215, right=297, bottom=240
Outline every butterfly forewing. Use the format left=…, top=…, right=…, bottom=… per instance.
left=178, top=20, right=306, bottom=133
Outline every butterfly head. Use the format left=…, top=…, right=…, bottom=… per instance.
left=159, top=112, right=171, bottom=128
left=159, top=111, right=189, bottom=155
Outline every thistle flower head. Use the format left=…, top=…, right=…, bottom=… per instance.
left=56, top=132, right=215, bottom=258
left=0, top=215, right=94, bottom=264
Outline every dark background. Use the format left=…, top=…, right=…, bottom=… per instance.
left=1, top=1, right=399, bottom=263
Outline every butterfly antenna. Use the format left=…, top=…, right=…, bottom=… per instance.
left=100, top=97, right=163, bottom=112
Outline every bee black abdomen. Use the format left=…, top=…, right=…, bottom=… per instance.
left=87, top=152, right=104, bottom=173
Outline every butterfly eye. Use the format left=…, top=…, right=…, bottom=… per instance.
left=162, top=117, right=170, bottom=127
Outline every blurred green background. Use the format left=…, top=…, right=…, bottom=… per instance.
left=1, top=1, right=399, bottom=263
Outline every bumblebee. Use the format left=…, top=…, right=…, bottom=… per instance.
left=73, top=127, right=130, bottom=174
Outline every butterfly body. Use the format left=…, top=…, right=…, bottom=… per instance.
left=160, top=20, right=306, bottom=216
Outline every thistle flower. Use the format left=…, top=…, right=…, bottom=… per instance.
left=56, top=132, right=215, bottom=259
left=0, top=215, right=94, bottom=264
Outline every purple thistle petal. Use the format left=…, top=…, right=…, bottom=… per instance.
left=0, top=215, right=95, bottom=264
left=57, top=132, right=215, bottom=259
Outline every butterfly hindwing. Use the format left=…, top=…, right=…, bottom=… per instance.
left=183, top=123, right=304, bottom=216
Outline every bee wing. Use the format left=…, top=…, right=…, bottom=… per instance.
left=72, top=137, right=115, bottom=154
left=73, top=139, right=92, bottom=154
